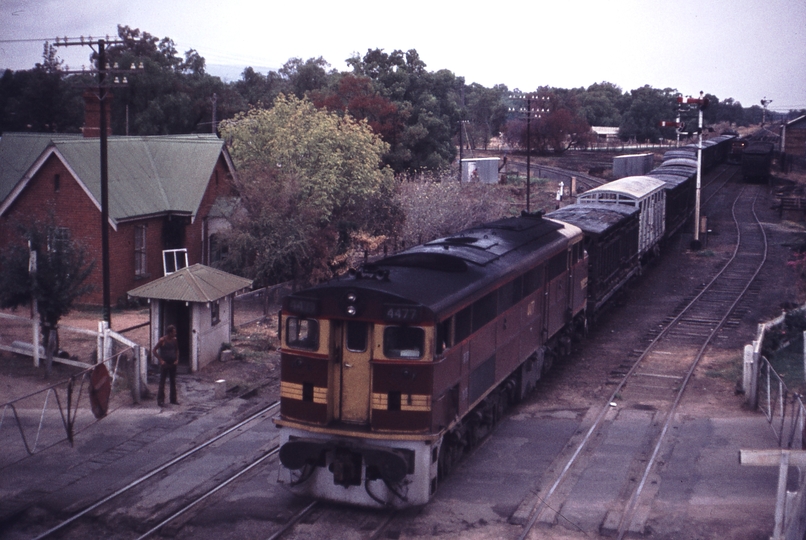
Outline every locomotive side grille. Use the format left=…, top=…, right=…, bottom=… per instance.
left=372, top=392, right=432, bottom=412
left=281, top=381, right=328, bottom=404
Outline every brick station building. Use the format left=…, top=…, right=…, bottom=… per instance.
left=0, top=96, right=239, bottom=307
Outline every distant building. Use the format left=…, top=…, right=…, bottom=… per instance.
left=0, top=95, right=239, bottom=306
left=591, top=126, right=620, bottom=143
left=782, top=115, right=806, bottom=170
left=461, top=157, right=500, bottom=183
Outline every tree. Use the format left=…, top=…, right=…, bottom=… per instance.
left=619, top=85, right=678, bottom=143
left=103, top=25, right=234, bottom=135
left=346, top=48, right=462, bottom=173
left=311, top=73, right=403, bottom=151
left=577, top=82, right=626, bottom=127
left=218, top=94, right=399, bottom=285
left=0, top=218, right=95, bottom=378
left=503, top=89, right=591, bottom=154
left=463, top=83, right=509, bottom=150
left=278, top=57, right=332, bottom=99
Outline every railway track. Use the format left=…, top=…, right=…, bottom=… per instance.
left=517, top=176, right=768, bottom=539
left=27, top=401, right=280, bottom=539
left=265, top=502, right=401, bottom=540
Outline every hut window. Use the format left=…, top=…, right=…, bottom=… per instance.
left=134, top=226, right=148, bottom=277
left=211, top=300, right=220, bottom=326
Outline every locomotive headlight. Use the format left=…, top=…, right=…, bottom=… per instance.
left=346, top=292, right=357, bottom=303
left=346, top=305, right=357, bottom=316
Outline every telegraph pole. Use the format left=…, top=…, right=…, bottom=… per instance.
left=98, top=39, right=111, bottom=324
left=55, top=35, right=143, bottom=325
left=509, top=94, right=548, bottom=213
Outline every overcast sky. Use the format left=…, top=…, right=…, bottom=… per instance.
left=2, top=0, right=804, bottom=112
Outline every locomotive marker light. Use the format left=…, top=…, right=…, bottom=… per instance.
left=677, top=92, right=709, bottom=251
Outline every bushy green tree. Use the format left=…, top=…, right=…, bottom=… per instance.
left=347, top=48, right=462, bottom=173
left=218, top=94, right=399, bottom=285
left=0, top=218, right=95, bottom=378
left=619, top=85, right=678, bottom=143
left=577, top=82, right=626, bottom=127
left=463, top=83, right=509, bottom=150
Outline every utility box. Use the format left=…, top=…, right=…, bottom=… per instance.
left=462, top=158, right=500, bottom=183
left=613, top=153, right=654, bottom=179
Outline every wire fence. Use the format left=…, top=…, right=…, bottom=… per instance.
left=758, top=357, right=806, bottom=450
left=0, top=313, right=146, bottom=468
left=233, top=281, right=293, bottom=328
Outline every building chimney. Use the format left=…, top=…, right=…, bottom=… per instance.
left=82, top=90, right=113, bottom=138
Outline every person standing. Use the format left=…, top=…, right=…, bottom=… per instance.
left=153, top=325, right=179, bottom=406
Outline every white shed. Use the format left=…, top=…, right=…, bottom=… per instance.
left=128, top=264, right=252, bottom=372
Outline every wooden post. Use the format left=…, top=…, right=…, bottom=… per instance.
left=744, top=344, right=755, bottom=397
left=740, top=449, right=806, bottom=540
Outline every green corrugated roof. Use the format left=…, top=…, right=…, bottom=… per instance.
left=0, top=133, right=229, bottom=221
left=128, top=264, right=252, bottom=302
left=0, top=133, right=82, bottom=202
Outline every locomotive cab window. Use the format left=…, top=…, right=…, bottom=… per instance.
left=346, top=321, right=368, bottom=352
left=384, top=326, right=425, bottom=359
left=286, top=316, right=319, bottom=351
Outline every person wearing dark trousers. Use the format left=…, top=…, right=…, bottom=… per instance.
left=153, top=325, right=179, bottom=406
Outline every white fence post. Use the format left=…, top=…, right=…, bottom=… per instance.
left=744, top=344, right=754, bottom=397
left=32, top=314, right=40, bottom=368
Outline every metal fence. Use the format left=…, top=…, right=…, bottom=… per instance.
left=758, top=357, right=806, bottom=450
left=746, top=304, right=806, bottom=540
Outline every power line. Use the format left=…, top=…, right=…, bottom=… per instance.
left=0, top=36, right=106, bottom=44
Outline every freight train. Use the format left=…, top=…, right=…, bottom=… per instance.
left=273, top=134, right=736, bottom=508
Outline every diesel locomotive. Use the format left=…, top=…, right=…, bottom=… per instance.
left=274, top=134, right=735, bottom=508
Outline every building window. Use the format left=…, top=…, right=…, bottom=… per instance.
left=209, top=233, right=228, bottom=265
left=163, top=248, right=188, bottom=275
left=211, top=300, right=220, bottom=326
left=135, top=225, right=147, bottom=277
left=47, top=227, right=70, bottom=252
left=53, top=174, right=60, bottom=192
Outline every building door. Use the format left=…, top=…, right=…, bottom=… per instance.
left=162, top=300, right=191, bottom=368
left=339, top=320, right=372, bottom=424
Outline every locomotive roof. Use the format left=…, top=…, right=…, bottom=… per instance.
left=288, top=213, right=582, bottom=320
left=546, top=203, right=638, bottom=236
left=578, top=175, right=666, bottom=201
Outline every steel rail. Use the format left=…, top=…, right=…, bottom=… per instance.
left=614, top=185, right=767, bottom=539
left=136, top=445, right=281, bottom=540
left=518, top=177, right=764, bottom=540
left=30, top=400, right=280, bottom=540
